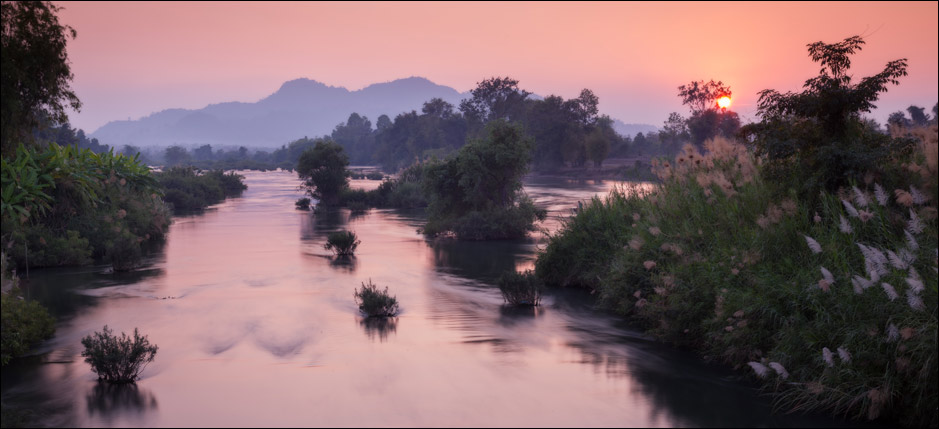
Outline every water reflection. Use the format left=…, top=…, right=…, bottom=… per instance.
left=428, top=238, right=532, bottom=283
left=85, top=382, right=158, bottom=421
left=328, top=255, right=358, bottom=273
left=359, top=317, right=398, bottom=342
left=496, top=305, right=544, bottom=328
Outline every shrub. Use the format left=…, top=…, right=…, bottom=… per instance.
left=295, top=197, right=311, bottom=211
left=80, top=326, right=158, bottom=384
left=106, top=232, right=142, bottom=272
left=498, top=270, right=543, bottom=306
left=1, top=253, right=55, bottom=365
left=354, top=279, right=399, bottom=317
left=324, top=231, right=360, bottom=256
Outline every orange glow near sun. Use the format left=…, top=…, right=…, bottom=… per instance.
left=717, top=96, right=731, bottom=109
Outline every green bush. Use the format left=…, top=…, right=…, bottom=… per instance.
left=295, top=197, right=311, bottom=211
left=324, top=231, right=360, bottom=256
left=156, top=166, right=246, bottom=212
left=106, top=232, right=142, bottom=272
left=80, top=326, right=158, bottom=384
left=354, top=279, right=400, bottom=317
left=498, top=270, right=543, bottom=306
left=1, top=292, right=55, bottom=366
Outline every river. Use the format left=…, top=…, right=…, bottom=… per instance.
left=1, top=171, right=855, bottom=427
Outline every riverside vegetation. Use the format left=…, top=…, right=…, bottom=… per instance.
left=535, top=36, right=937, bottom=426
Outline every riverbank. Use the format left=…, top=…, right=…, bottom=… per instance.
left=535, top=135, right=938, bottom=427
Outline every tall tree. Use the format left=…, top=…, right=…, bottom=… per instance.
left=296, top=139, right=349, bottom=206
left=459, top=77, right=530, bottom=128
left=1, top=1, right=80, bottom=156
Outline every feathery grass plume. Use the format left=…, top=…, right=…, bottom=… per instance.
left=822, top=347, right=834, bottom=367
left=820, top=266, right=834, bottom=284
left=842, top=199, right=859, bottom=218
left=769, top=362, right=789, bottom=379
left=852, top=275, right=873, bottom=290
left=907, top=209, right=924, bottom=234
left=852, top=186, right=869, bottom=207
left=838, top=215, right=853, bottom=233
left=873, top=183, right=889, bottom=206
left=858, top=209, right=874, bottom=223
left=628, top=236, right=644, bottom=250
left=858, top=243, right=889, bottom=276
left=804, top=235, right=822, bottom=254
left=894, top=189, right=914, bottom=207
left=887, top=250, right=909, bottom=270
left=904, top=230, right=919, bottom=252
left=648, top=226, right=661, bottom=236
left=906, top=290, right=925, bottom=311
left=813, top=212, right=821, bottom=223
left=643, top=260, right=657, bottom=270
left=899, top=248, right=915, bottom=267
left=909, top=185, right=927, bottom=205
left=747, top=362, right=769, bottom=378
left=837, top=347, right=852, bottom=363
left=906, top=268, right=923, bottom=293
left=887, top=324, right=900, bottom=342
left=881, top=282, right=898, bottom=301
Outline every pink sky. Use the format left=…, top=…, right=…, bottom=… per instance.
left=59, top=1, right=938, bottom=133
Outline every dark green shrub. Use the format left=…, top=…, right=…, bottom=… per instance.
left=80, top=326, right=158, bottom=384
left=106, top=232, right=142, bottom=272
left=354, top=279, right=400, bottom=317
left=295, top=197, right=311, bottom=211
left=498, top=270, right=543, bottom=306
left=1, top=263, right=55, bottom=365
left=324, top=231, right=360, bottom=256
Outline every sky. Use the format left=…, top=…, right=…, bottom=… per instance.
left=58, top=1, right=939, bottom=133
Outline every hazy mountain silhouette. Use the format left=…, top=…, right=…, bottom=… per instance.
left=611, top=120, right=658, bottom=138
left=90, top=77, right=468, bottom=147
left=90, top=76, right=655, bottom=147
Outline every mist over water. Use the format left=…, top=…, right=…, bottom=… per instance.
left=2, top=171, right=855, bottom=427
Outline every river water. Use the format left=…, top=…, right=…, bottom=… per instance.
left=2, top=171, right=854, bottom=427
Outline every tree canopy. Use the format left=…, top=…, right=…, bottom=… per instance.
left=296, top=139, right=349, bottom=206
left=1, top=1, right=80, bottom=156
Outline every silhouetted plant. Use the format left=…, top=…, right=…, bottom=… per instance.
left=324, top=230, right=360, bottom=256
left=80, top=326, right=158, bottom=384
left=347, top=201, right=368, bottom=214
left=498, top=269, right=543, bottom=306
left=354, top=279, right=399, bottom=317
left=295, top=197, right=311, bottom=211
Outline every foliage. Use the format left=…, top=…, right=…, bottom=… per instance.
left=1, top=0, right=81, bottom=156
left=80, top=326, right=158, bottom=384
left=459, top=76, right=531, bottom=127
left=536, top=132, right=938, bottom=426
left=498, top=270, right=543, bottom=306
left=677, top=79, right=731, bottom=113
left=296, top=139, right=349, bottom=206
left=324, top=230, right=360, bottom=256
left=2, top=143, right=169, bottom=270
left=1, top=253, right=55, bottom=366
left=422, top=120, right=545, bottom=240
left=741, top=35, right=913, bottom=197
left=155, top=166, right=246, bottom=213
left=295, top=197, right=311, bottom=211
left=353, top=279, right=400, bottom=318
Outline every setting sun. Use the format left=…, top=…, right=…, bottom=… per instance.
left=717, top=96, right=731, bottom=109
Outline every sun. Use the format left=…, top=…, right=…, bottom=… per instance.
left=717, top=96, right=732, bottom=109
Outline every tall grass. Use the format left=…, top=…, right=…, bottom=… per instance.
left=324, top=231, right=360, bottom=256
left=536, top=133, right=938, bottom=426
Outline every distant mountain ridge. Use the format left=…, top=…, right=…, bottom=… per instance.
left=90, top=77, right=656, bottom=147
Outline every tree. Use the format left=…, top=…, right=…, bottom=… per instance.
left=164, top=145, right=190, bottom=166
left=906, top=105, right=929, bottom=126
left=1, top=1, right=81, bottom=156
left=741, top=35, right=912, bottom=195
left=459, top=77, right=530, bottom=128
left=677, top=80, right=731, bottom=113
left=584, top=128, right=610, bottom=168
left=422, top=120, right=544, bottom=240
left=193, top=144, right=213, bottom=161
left=296, top=139, right=349, bottom=206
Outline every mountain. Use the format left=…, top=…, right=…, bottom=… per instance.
left=91, top=77, right=469, bottom=148
left=90, top=77, right=658, bottom=148
left=611, top=120, right=658, bottom=138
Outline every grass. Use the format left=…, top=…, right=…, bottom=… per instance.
left=499, top=270, right=543, bottom=306
left=354, top=279, right=400, bottom=317
left=535, top=133, right=938, bottom=426
left=324, top=231, right=361, bottom=256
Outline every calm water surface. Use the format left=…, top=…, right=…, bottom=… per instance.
left=2, top=171, right=855, bottom=427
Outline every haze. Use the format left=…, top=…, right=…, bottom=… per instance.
left=59, top=1, right=938, bottom=134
